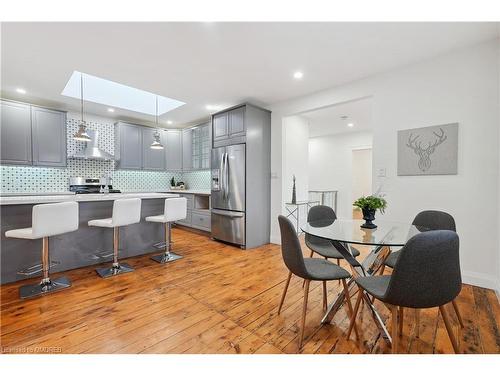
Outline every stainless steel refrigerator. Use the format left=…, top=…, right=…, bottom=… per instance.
left=211, top=144, right=246, bottom=247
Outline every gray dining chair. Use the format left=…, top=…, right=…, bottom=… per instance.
left=347, top=230, right=461, bottom=353
left=277, top=215, right=358, bottom=348
left=305, top=205, right=361, bottom=265
left=382, top=210, right=463, bottom=335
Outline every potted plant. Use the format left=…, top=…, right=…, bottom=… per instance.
left=353, top=195, right=387, bottom=229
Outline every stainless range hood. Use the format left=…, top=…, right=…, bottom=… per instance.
left=70, top=129, right=114, bottom=161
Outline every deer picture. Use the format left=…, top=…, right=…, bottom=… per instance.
left=406, top=127, right=447, bottom=172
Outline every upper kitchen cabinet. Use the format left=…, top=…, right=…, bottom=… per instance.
left=31, top=107, right=67, bottom=167
left=115, top=122, right=143, bottom=169
left=1, top=100, right=32, bottom=165
left=186, top=122, right=211, bottom=170
left=182, top=128, right=192, bottom=171
left=165, top=130, right=182, bottom=171
left=1, top=99, right=67, bottom=167
left=142, top=127, right=166, bottom=170
left=212, top=112, right=228, bottom=142
left=212, top=105, right=247, bottom=147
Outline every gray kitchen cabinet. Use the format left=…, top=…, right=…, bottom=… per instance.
left=142, top=127, right=165, bottom=170
left=182, top=128, right=192, bottom=171
left=115, top=122, right=143, bottom=169
left=228, top=106, right=245, bottom=138
left=212, top=105, right=247, bottom=147
left=31, top=106, right=67, bottom=167
left=188, top=122, right=211, bottom=171
left=165, top=130, right=182, bottom=171
left=0, top=100, right=32, bottom=165
left=175, top=193, right=211, bottom=232
left=212, top=112, right=228, bottom=142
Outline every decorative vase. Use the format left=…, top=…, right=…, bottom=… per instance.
left=361, top=208, right=377, bottom=229
left=291, top=175, right=297, bottom=204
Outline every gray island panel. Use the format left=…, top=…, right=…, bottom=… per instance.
left=1, top=198, right=171, bottom=284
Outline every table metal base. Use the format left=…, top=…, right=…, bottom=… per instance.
left=320, top=241, right=392, bottom=344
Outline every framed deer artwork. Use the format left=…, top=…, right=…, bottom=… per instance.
left=397, top=123, right=458, bottom=176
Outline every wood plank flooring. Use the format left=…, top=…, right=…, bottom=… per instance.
left=1, top=227, right=499, bottom=354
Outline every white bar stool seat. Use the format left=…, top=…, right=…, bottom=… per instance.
left=88, top=198, right=141, bottom=278
left=5, top=201, right=79, bottom=299
left=146, top=197, right=187, bottom=263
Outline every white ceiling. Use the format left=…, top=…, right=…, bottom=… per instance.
left=1, top=22, right=498, bottom=128
left=304, top=97, right=373, bottom=137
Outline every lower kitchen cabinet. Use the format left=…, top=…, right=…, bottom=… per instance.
left=191, top=211, right=211, bottom=231
left=175, top=193, right=211, bottom=232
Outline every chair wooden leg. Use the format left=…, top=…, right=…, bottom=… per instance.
left=337, top=259, right=341, bottom=284
left=342, top=279, right=359, bottom=340
left=299, top=279, right=310, bottom=348
left=347, top=288, right=363, bottom=340
left=278, top=272, right=292, bottom=315
left=390, top=305, right=399, bottom=354
left=379, top=264, right=386, bottom=275
left=398, top=307, right=404, bottom=336
left=452, top=299, right=465, bottom=328
left=415, top=308, right=420, bottom=338
left=302, top=252, right=314, bottom=288
left=439, top=305, right=460, bottom=353
left=322, top=281, right=327, bottom=312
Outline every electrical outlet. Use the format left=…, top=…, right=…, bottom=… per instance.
left=377, top=168, right=387, bottom=177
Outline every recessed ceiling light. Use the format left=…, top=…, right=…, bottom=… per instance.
left=16, top=88, right=26, bottom=94
left=167, top=120, right=173, bottom=125
left=206, top=105, right=223, bottom=111
left=107, top=108, right=115, bottom=113
left=347, top=123, right=354, bottom=128
left=293, top=71, right=303, bottom=79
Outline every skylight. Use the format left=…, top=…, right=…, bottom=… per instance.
left=61, top=71, right=185, bottom=116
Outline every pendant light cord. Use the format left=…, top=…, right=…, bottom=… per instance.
left=80, top=73, right=85, bottom=125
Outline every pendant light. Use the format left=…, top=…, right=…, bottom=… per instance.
left=73, top=73, right=91, bottom=142
left=150, top=95, right=164, bottom=150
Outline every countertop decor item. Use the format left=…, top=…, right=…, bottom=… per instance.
left=170, top=176, right=176, bottom=187
left=291, top=175, right=297, bottom=204
left=353, top=195, right=387, bottom=229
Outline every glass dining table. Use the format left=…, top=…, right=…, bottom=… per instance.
left=301, top=218, right=426, bottom=344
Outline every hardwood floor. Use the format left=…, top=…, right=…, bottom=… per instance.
left=1, top=227, right=499, bottom=354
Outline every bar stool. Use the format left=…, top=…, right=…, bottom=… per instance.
left=88, top=198, right=141, bottom=278
left=5, top=201, right=79, bottom=299
left=146, top=197, right=187, bottom=263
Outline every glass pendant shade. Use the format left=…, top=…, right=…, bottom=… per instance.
left=73, top=122, right=91, bottom=142
left=73, top=73, right=91, bottom=142
left=150, top=96, right=164, bottom=150
left=150, top=131, right=164, bottom=149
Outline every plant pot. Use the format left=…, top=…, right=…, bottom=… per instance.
left=361, top=208, right=377, bottom=229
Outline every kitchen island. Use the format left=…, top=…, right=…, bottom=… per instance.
left=0, top=192, right=178, bottom=284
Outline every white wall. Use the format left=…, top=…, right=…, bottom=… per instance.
left=283, top=115, right=310, bottom=203
left=352, top=148, right=373, bottom=202
left=270, top=39, right=500, bottom=292
left=308, top=131, right=373, bottom=218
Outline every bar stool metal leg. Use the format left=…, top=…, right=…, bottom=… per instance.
left=96, top=227, right=134, bottom=278
left=19, top=237, right=71, bottom=299
left=151, top=223, right=182, bottom=263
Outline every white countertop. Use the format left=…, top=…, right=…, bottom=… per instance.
left=0, top=192, right=179, bottom=205
left=166, top=189, right=211, bottom=195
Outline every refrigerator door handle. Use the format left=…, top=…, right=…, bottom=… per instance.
left=220, top=151, right=225, bottom=199
left=212, top=209, right=244, bottom=218
left=224, top=152, right=230, bottom=200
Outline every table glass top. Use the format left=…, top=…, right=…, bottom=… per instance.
left=301, top=218, right=427, bottom=247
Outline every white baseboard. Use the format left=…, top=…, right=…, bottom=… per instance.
left=462, top=270, right=500, bottom=297
left=270, top=234, right=281, bottom=245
